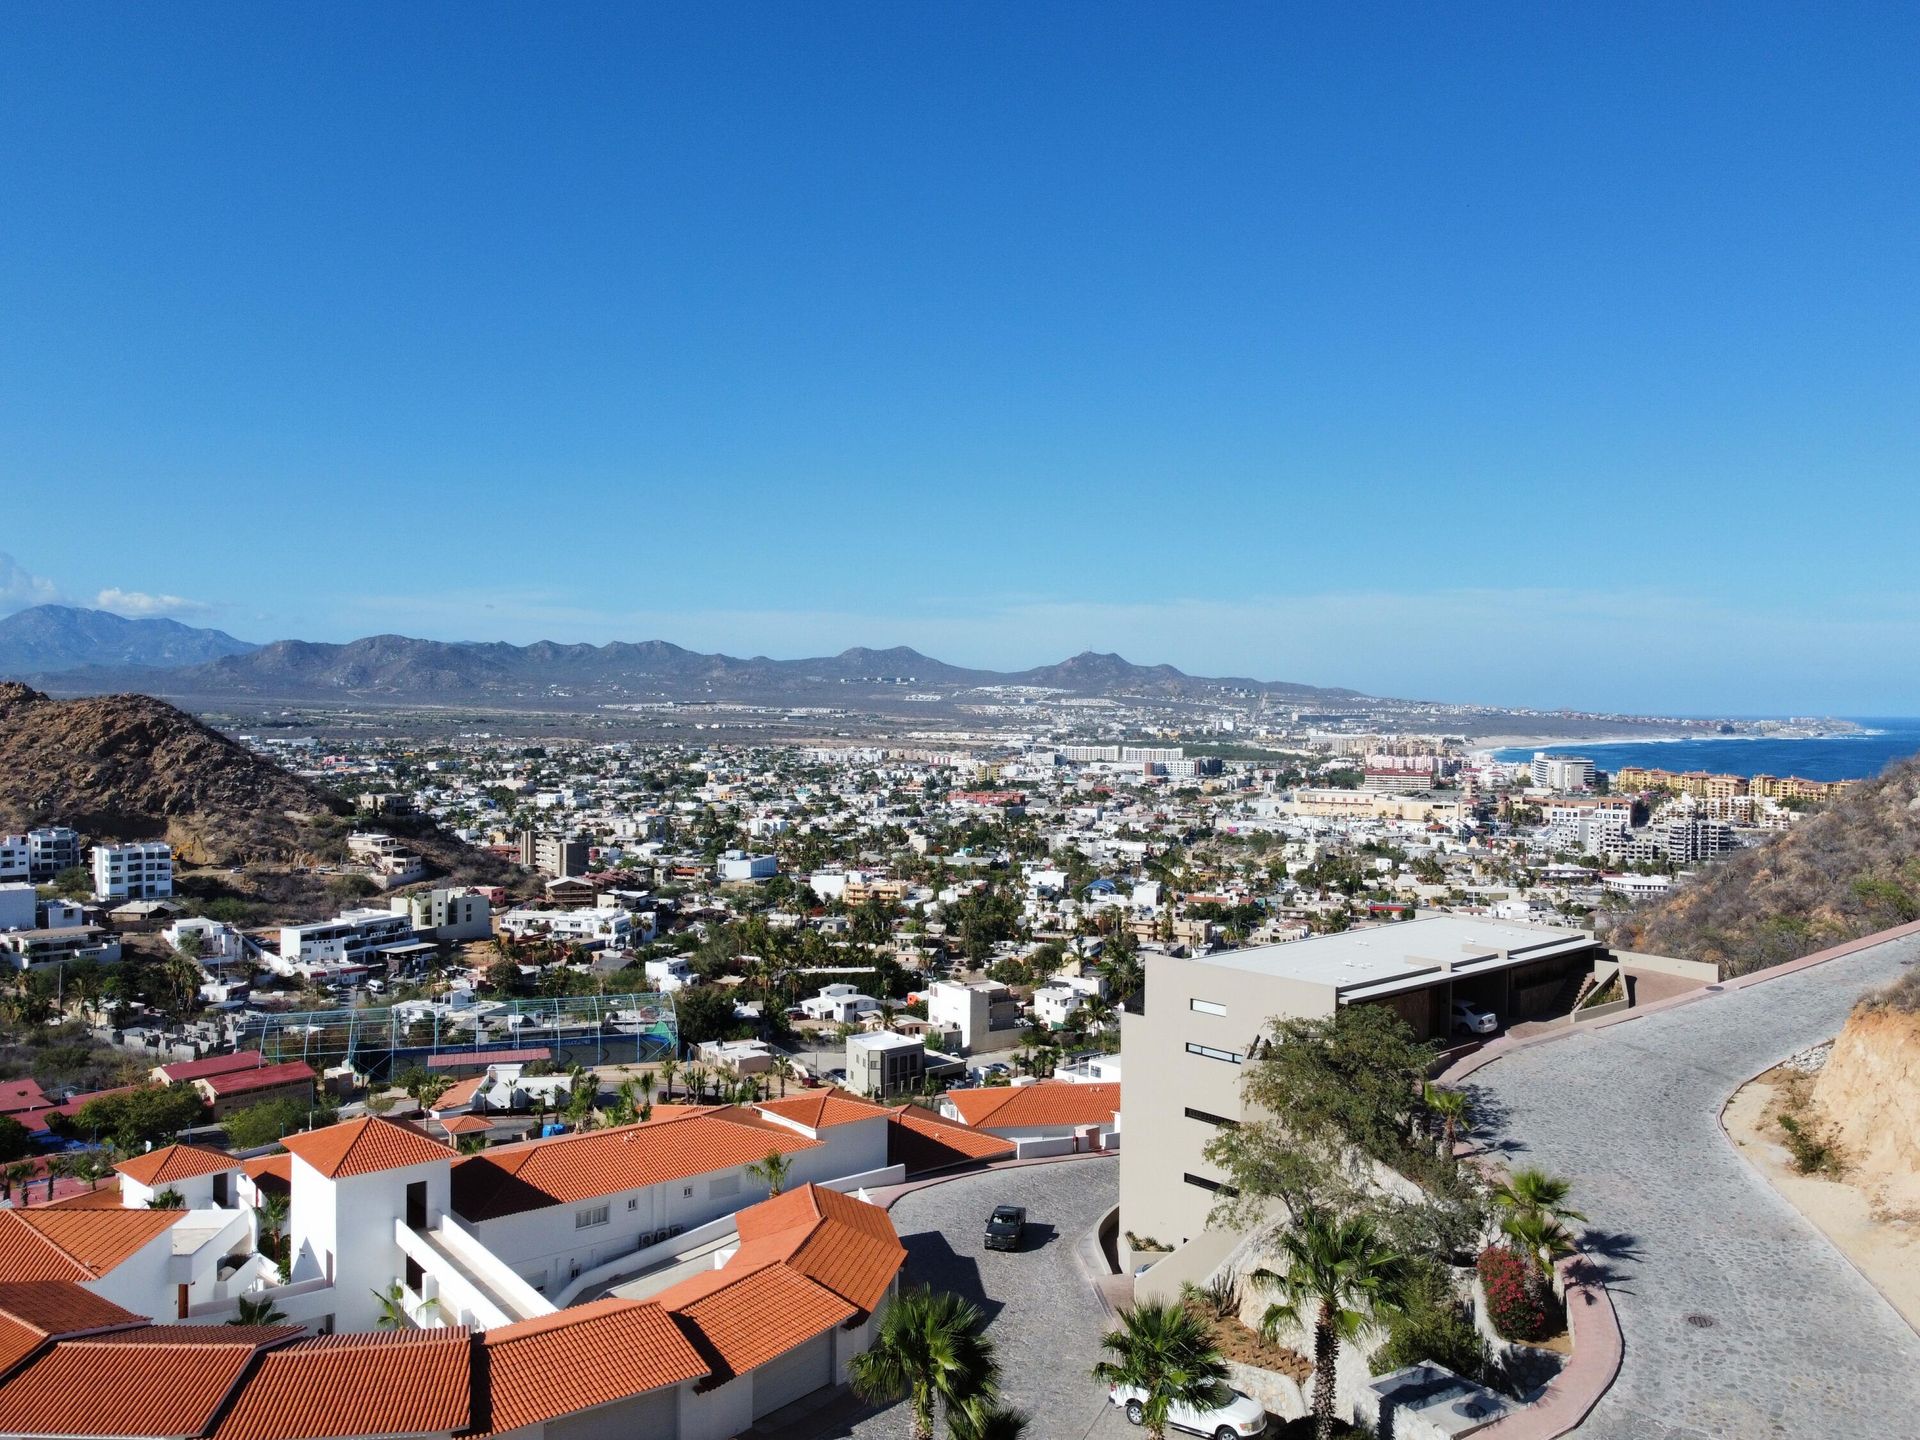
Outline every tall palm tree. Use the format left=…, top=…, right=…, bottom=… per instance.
left=231, top=1295, right=288, bottom=1326
left=685, top=1065, right=709, bottom=1104
left=952, top=1401, right=1029, bottom=1440
left=849, top=1287, right=999, bottom=1440
left=2, top=1161, right=35, bottom=1202
left=1491, top=1168, right=1586, bottom=1227
left=658, top=1056, right=679, bottom=1102
left=1090, top=1300, right=1229, bottom=1440
left=746, top=1149, right=793, bottom=1197
left=1254, top=1210, right=1409, bottom=1440
left=773, top=1055, right=796, bottom=1097
left=254, top=1192, right=291, bottom=1270
left=637, top=1071, right=656, bottom=1109
left=1423, top=1084, right=1471, bottom=1153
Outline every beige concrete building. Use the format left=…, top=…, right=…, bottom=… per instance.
left=1118, top=916, right=1603, bottom=1260
left=1286, top=789, right=1466, bottom=823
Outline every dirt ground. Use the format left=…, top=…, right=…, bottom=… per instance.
left=1724, top=1072, right=1920, bottom=1332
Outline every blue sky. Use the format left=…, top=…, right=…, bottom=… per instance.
left=2, top=4, right=1916, bottom=715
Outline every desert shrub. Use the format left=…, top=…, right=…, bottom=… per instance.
left=1776, top=1111, right=1844, bottom=1177
left=1374, top=1256, right=1490, bottom=1381
left=1861, top=967, right=1920, bottom=1014
left=1477, top=1246, right=1554, bottom=1342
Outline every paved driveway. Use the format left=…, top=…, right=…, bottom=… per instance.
left=1466, top=932, right=1920, bottom=1439
left=758, top=1157, right=1133, bottom=1439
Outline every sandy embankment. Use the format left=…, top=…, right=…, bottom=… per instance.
left=1723, top=1071, right=1920, bottom=1332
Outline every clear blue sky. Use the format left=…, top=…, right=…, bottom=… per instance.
left=2, top=4, right=1916, bottom=715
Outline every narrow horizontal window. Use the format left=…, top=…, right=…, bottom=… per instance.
left=1183, top=1173, right=1239, bottom=1196
left=1190, top=999, right=1228, bottom=1017
left=1185, top=1042, right=1243, bottom=1065
left=1184, top=1107, right=1238, bottom=1129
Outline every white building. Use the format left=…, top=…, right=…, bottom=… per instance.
left=644, top=955, right=697, bottom=992
left=0, top=834, right=29, bottom=881
left=799, top=982, right=883, bottom=1025
left=0, top=882, right=34, bottom=933
left=391, top=888, right=493, bottom=942
left=27, top=825, right=81, bottom=880
left=91, top=841, right=173, bottom=901
left=1530, top=753, right=1597, bottom=792
left=498, top=905, right=634, bottom=949
left=717, top=851, right=779, bottom=882
left=162, top=916, right=249, bottom=967
left=276, top=907, right=415, bottom=977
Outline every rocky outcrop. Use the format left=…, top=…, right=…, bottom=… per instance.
left=1811, top=983, right=1920, bottom=1219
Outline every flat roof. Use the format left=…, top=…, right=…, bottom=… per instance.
left=1193, top=915, right=1595, bottom=1000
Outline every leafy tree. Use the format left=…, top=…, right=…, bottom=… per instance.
left=1373, top=1255, right=1490, bottom=1381
left=62, top=1085, right=208, bottom=1150
left=1090, top=1300, right=1229, bottom=1440
left=849, top=1287, right=1000, bottom=1440
left=1255, top=1210, right=1410, bottom=1440
left=0, top=1114, right=31, bottom=1163
left=253, top=1191, right=292, bottom=1271
left=673, top=984, right=744, bottom=1048
left=225, top=1096, right=330, bottom=1150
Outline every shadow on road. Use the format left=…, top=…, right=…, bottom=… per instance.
left=901, top=1231, right=1004, bottom=1324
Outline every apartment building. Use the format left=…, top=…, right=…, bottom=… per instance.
left=390, top=887, right=493, bottom=941
left=0, top=833, right=28, bottom=881
left=276, top=907, right=415, bottom=977
left=91, top=841, right=173, bottom=901
left=1543, top=799, right=1635, bottom=854
left=1119, top=916, right=1604, bottom=1252
left=1529, top=753, right=1596, bottom=792
left=28, top=825, right=81, bottom=880
left=0, top=925, right=122, bottom=969
left=519, top=829, right=590, bottom=877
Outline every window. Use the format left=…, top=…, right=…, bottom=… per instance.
left=574, top=1204, right=610, bottom=1229
left=1184, top=1106, right=1238, bottom=1129
left=1189, top=999, right=1228, bottom=1017
left=1185, top=1042, right=1243, bottom=1065
left=627, top=1197, right=638, bottom=1211
left=1183, top=1173, right=1239, bottom=1196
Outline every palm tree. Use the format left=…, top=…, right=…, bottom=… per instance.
left=637, top=1071, right=656, bottom=1109
left=1501, top=1211, right=1577, bottom=1280
left=254, top=1192, right=291, bottom=1270
left=1091, top=1300, right=1230, bottom=1440
left=1254, top=1210, right=1409, bottom=1440
left=2, top=1160, right=35, bottom=1202
left=1423, top=1084, right=1471, bottom=1153
left=849, top=1286, right=1000, bottom=1440
left=685, top=1065, right=709, bottom=1104
left=952, top=1401, right=1029, bottom=1440
left=746, top=1149, right=793, bottom=1198
left=659, top=1057, right=678, bottom=1102
left=371, top=1282, right=438, bottom=1329
left=1491, top=1168, right=1586, bottom=1227
left=147, top=1186, right=187, bottom=1210
left=231, top=1295, right=288, bottom=1326
left=773, top=1055, right=796, bottom=1097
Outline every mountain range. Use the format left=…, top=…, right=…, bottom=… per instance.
left=0, top=604, right=1371, bottom=706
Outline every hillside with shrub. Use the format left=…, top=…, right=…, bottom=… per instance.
left=1607, top=753, right=1920, bottom=976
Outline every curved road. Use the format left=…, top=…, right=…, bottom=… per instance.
left=1464, top=931, right=1920, bottom=1438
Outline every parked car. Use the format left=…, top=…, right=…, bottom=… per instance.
left=1107, top=1383, right=1267, bottom=1438
left=983, top=1204, right=1026, bottom=1252
left=1451, top=999, right=1498, bottom=1035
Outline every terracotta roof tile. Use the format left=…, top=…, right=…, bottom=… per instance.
left=116, top=1143, right=240, bottom=1188
left=473, top=1299, right=706, bottom=1436
left=0, top=1325, right=300, bottom=1438
left=440, top=1113, right=493, bottom=1136
left=0, top=1079, right=49, bottom=1115
left=734, top=1185, right=905, bottom=1314
left=886, top=1105, right=1016, bottom=1174
left=280, top=1115, right=455, bottom=1180
left=154, top=1051, right=271, bottom=1084
left=754, top=1088, right=894, bottom=1133
left=199, top=1061, right=316, bottom=1098
left=451, top=1109, right=819, bottom=1221
left=214, top=1328, right=473, bottom=1440
left=0, top=1208, right=179, bottom=1283
left=661, top=1263, right=854, bottom=1381
left=430, top=1074, right=489, bottom=1112
left=40, top=1178, right=125, bottom=1210
left=0, top=1282, right=146, bottom=1376
left=942, top=1081, right=1120, bottom=1131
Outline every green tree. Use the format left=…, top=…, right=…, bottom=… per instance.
left=849, top=1287, right=1000, bottom=1440
left=0, top=1115, right=31, bottom=1163
left=225, top=1096, right=330, bottom=1150
left=371, top=1282, right=437, bottom=1329
left=1500, top=1211, right=1577, bottom=1280
left=62, top=1085, right=208, bottom=1150
left=1255, top=1209, right=1410, bottom=1440
left=231, top=1295, right=288, bottom=1326
left=746, top=1149, right=793, bottom=1197
left=147, top=1187, right=187, bottom=1210
left=253, top=1191, right=292, bottom=1271
left=1090, top=1300, right=1229, bottom=1440
left=1490, top=1168, right=1586, bottom=1228
left=658, top=1056, right=679, bottom=1101
left=1422, top=1084, right=1471, bottom=1153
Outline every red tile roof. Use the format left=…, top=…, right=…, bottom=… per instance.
left=198, top=1061, right=316, bottom=1098
left=154, top=1051, right=271, bottom=1084
left=40, top=1178, right=125, bottom=1210
left=0, top=1282, right=145, bottom=1376
left=0, top=1079, right=49, bottom=1116
left=660, top=1262, right=855, bottom=1382
left=430, top=1074, right=489, bottom=1112
left=452, top=1108, right=819, bottom=1221
left=116, top=1143, right=239, bottom=1188
left=0, top=1208, right=179, bottom=1283
left=886, top=1105, right=1017, bottom=1174
left=473, top=1299, right=707, bottom=1436
left=213, top=1329, right=474, bottom=1440
left=426, top=1047, right=551, bottom=1069
left=942, top=1081, right=1121, bottom=1131
left=241, top=1154, right=292, bottom=1200
left=652, top=1183, right=904, bottom=1382
left=440, top=1114, right=493, bottom=1136
left=280, top=1115, right=455, bottom=1180
left=0, top=1325, right=300, bottom=1439
left=755, top=1087, right=895, bottom=1133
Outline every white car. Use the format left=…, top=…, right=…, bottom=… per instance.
left=1107, top=1383, right=1267, bottom=1439
left=1451, top=999, right=1499, bottom=1035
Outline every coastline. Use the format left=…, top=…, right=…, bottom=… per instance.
left=1477, top=728, right=1881, bottom=758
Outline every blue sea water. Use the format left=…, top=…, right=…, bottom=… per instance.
left=1491, top=718, right=1920, bottom=782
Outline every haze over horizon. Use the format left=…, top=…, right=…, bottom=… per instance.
left=4, top=5, right=1917, bottom=716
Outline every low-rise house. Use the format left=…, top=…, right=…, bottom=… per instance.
left=941, top=1080, right=1122, bottom=1156
left=799, top=983, right=883, bottom=1025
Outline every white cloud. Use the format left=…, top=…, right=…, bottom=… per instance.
left=0, top=553, right=61, bottom=614
left=94, top=587, right=215, bottom=620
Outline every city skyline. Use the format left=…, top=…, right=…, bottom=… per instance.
left=4, top=5, right=1917, bottom=714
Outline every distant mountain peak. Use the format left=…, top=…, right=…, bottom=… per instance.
left=0, top=604, right=257, bottom=676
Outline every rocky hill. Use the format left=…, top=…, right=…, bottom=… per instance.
left=1607, top=752, right=1920, bottom=976
left=0, top=604, right=256, bottom=673
left=1811, top=972, right=1920, bottom=1218
left=0, top=684, right=514, bottom=902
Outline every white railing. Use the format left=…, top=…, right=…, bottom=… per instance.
left=431, top=1214, right=557, bottom=1320
left=552, top=1212, right=740, bottom=1309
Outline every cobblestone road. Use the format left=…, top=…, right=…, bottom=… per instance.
left=1468, top=932, right=1920, bottom=1439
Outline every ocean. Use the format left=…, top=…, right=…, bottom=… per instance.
left=1491, top=718, right=1920, bottom=783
